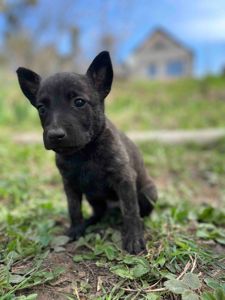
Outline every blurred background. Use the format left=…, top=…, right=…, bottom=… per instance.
left=0, top=0, right=225, bottom=76
left=0, top=0, right=225, bottom=130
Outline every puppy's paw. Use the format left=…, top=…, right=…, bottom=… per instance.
left=122, top=233, right=146, bottom=254
left=66, top=223, right=86, bottom=241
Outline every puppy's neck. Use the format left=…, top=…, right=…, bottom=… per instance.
left=58, top=119, right=107, bottom=159
left=90, top=119, right=106, bottom=145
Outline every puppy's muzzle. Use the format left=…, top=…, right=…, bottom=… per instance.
left=47, top=128, right=66, bottom=143
left=44, top=127, right=68, bottom=150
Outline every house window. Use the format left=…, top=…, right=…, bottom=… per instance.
left=167, top=60, right=184, bottom=76
left=148, top=64, right=157, bottom=77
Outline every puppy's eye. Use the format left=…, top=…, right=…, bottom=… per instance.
left=38, top=106, right=46, bottom=115
left=73, top=98, right=86, bottom=108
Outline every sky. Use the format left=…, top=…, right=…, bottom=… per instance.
left=0, top=0, right=225, bottom=76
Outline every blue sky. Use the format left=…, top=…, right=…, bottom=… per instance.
left=1, top=0, right=225, bottom=76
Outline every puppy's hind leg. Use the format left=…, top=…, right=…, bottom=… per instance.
left=138, top=179, right=158, bottom=218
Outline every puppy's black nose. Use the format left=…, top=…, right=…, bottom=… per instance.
left=48, top=128, right=66, bottom=141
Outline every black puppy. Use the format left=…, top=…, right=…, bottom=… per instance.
left=16, top=51, right=157, bottom=254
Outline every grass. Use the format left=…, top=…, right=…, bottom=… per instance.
left=108, top=76, right=225, bottom=131
left=0, top=136, right=225, bottom=299
left=0, top=73, right=225, bottom=299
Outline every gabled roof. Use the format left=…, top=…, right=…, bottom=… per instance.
left=133, top=27, right=193, bottom=57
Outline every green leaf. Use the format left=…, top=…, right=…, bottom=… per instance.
left=16, top=294, right=38, bottom=300
left=198, top=207, right=214, bottom=222
left=110, top=265, right=133, bottom=279
left=201, top=292, right=216, bottom=300
left=204, top=278, right=224, bottom=291
left=50, top=235, right=70, bottom=247
left=164, top=279, right=189, bottom=294
left=155, top=255, right=166, bottom=267
left=215, top=238, right=225, bottom=245
left=104, top=245, right=118, bottom=261
left=119, top=256, right=150, bottom=278
left=123, top=255, right=137, bottom=265
left=83, top=253, right=96, bottom=260
left=54, top=246, right=65, bottom=252
left=146, top=293, right=160, bottom=300
left=182, top=273, right=201, bottom=290
left=123, top=256, right=149, bottom=266
left=160, top=270, right=176, bottom=280
left=41, top=271, right=54, bottom=281
left=73, top=253, right=96, bottom=262
left=94, top=244, right=105, bottom=256
left=215, top=288, right=225, bottom=300
left=196, top=229, right=212, bottom=239
left=26, top=294, right=38, bottom=300
left=132, top=262, right=150, bottom=278
left=52, top=266, right=65, bottom=278
left=9, top=274, right=24, bottom=283
left=37, top=234, right=51, bottom=247
left=182, top=290, right=199, bottom=300
left=111, top=231, right=122, bottom=246
left=73, top=254, right=84, bottom=262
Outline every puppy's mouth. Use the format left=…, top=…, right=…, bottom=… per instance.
left=52, top=146, right=81, bottom=155
left=44, top=134, right=91, bottom=155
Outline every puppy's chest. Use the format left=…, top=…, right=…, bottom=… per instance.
left=79, top=161, right=105, bottom=186
left=63, top=158, right=111, bottom=195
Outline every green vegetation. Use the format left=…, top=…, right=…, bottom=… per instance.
left=1, top=73, right=225, bottom=131
left=109, top=76, right=225, bottom=130
left=0, top=75, right=225, bottom=299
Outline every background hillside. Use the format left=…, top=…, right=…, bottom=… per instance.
left=1, top=73, right=225, bottom=131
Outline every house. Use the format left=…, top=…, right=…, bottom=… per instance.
left=125, top=28, right=194, bottom=80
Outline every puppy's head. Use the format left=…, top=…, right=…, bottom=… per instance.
left=16, top=51, right=113, bottom=155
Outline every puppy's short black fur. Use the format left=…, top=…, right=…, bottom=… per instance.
left=16, top=51, right=157, bottom=254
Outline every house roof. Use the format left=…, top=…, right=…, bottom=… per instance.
left=132, top=27, right=193, bottom=57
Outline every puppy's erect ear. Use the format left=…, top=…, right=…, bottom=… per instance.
left=86, top=51, right=113, bottom=99
left=16, top=67, right=41, bottom=107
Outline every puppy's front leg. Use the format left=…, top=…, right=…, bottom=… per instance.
left=116, top=179, right=146, bottom=254
left=62, top=178, right=84, bottom=240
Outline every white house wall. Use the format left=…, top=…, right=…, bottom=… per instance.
left=126, top=30, right=194, bottom=80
